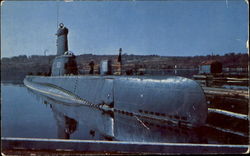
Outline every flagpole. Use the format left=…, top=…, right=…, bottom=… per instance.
left=118, top=48, right=122, bottom=75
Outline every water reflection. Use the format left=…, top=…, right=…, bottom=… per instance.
left=27, top=88, right=209, bottom=143
left=42, top=95, right=115, bottom=141
left=54, top=113, right=77, bottom=139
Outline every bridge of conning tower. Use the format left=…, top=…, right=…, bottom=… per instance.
left=52, top=23, right=78, bottom=76
left=56, top=23, right=69, bottom=55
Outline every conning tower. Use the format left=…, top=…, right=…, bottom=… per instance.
left=56, top=23, right=69, bottom=55
left=51, top=23, right=78, bottom=76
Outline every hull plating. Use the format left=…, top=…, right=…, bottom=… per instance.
left=24, top=75, right=207, bottom=126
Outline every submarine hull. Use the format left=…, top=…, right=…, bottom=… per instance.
left=24, top=75, right=207, bottom=127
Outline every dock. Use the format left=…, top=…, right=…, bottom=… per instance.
left=1, top=137, right=248, bottom=154
left=193, top=74, right=249, bottom=87
left=193, top=73, right=249, bottom=143
left=202, top=86, right=248, bottom=99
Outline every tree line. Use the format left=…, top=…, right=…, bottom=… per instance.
left=1, top=52, right=248, bottom=83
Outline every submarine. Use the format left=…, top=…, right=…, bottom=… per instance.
left=24, top=23, right=207, bottom=127
left=27, top=88, right=207, bottom=143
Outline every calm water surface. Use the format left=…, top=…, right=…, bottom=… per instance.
left=2, top=83, right=57, bottom=138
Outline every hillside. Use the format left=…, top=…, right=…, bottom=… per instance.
left=1, top=52, right=248, bottom=83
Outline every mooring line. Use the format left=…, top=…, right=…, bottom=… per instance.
left=135, top=116, right=150, bottom=130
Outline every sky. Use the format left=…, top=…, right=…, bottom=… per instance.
left=1, top=0, right=249, bottom=58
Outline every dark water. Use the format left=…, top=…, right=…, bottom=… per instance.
left=1, top=83, right=248, bottom=144
left=2, top=83, right=57, bottom=138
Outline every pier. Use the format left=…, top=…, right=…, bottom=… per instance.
left=193, top=73, right=249, bottom=144
left=2, top=137, right=248, bottom=154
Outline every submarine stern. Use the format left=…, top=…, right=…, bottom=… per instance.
left=113, top=76, right=207, bottom=126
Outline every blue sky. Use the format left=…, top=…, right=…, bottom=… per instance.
left=1, top=0, right=248, bottom=57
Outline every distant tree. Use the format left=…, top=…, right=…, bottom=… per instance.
left=229, top=52, right=235, bottom=56
left=1, top=57, right=10, bottom=62
left=19, top=55, right=27, bottom=59
left=31, top=55, right=40, bottom=59
left=11, top=56, right=19, bottom=61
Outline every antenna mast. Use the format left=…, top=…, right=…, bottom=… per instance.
left=56, top=0, right=59, bottom=28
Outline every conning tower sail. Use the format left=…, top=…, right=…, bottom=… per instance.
left=56, top=23, right=69, bottom=55
left=52, top=23, right=78, bottom=76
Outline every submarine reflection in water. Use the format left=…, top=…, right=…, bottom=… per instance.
left=28, top=88, right=207, bottom=143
